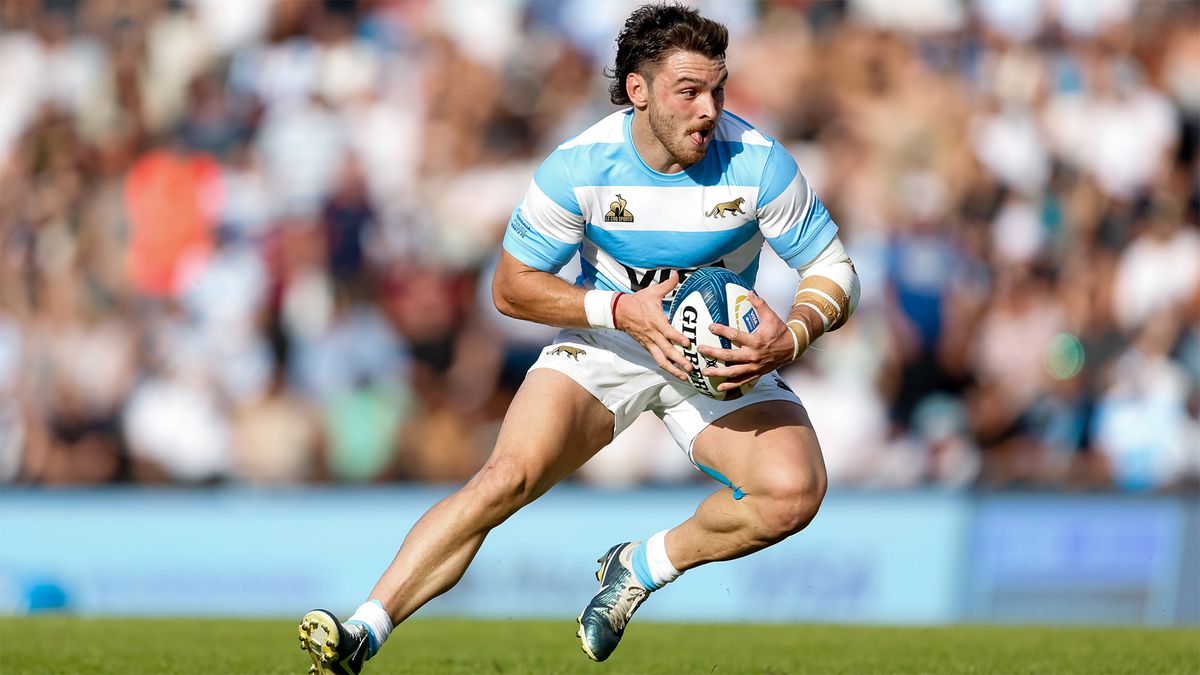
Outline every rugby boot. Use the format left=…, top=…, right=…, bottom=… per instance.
left=576, top=542, right=650, bottom=662
left=298, top=609, right=370, bottom=675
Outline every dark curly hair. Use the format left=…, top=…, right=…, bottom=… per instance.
left=605, top=3, right=729, bottom=106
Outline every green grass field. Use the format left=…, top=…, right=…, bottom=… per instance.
left=1, top=617, right=1197, bottom=674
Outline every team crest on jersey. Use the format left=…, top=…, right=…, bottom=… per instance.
left=705, top=197, right=746, bottom=218
left=604, top=194, right=634, bottom=222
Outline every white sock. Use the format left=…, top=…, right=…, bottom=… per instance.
left=347, top=600, right=392, bottom=657
left=645, top=530, right=681, bottom=588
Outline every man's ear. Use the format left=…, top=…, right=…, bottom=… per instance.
left=627, top=72, right=650, bottom=110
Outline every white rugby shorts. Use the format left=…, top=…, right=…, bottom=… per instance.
left=529, top=327, right=804, bottom=459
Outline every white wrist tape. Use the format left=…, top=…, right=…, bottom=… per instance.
left=584, top=290, right=618, bottom=329
left=786, top=319, right=810, bottom=361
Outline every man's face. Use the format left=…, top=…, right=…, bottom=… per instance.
left=645, top=50, right=727, bottom=167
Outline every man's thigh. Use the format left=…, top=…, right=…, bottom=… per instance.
left=485, top=367, right=617, bottom=498
left=689, top=399, right=825, bottom=499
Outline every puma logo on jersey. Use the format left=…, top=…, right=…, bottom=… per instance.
left=705, top=197, right=746, bottom=218
left=549, top=346, right=586, bottom=360
left=605, top=194, right=634, bottom=222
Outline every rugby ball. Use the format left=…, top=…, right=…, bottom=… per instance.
left=666, top=267, right=762, bottom=401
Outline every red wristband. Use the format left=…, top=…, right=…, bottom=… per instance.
left=611, top=292, right=626, bottom=330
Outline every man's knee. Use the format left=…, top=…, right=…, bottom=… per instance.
left=749, top=460, right=828, bottom=542
left=467, top=456, right=541, bottom=524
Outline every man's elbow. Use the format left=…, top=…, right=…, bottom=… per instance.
left=795, top=244, right=860, bottom=333
left=825, top=258, right=860, bottom=332
left=491, top=276, right=520, bottom=318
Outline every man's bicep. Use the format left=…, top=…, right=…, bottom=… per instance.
left=492, top=247, right=588, bottom=327
left=493, top=248, right=541, bottom=291
left=756, top=143, right=838, bottom=269
left=492, top=248, right=555, bottom=311
left=503, top=158, right=585, bottom=273
left=502, top=205, right=580, bottom=273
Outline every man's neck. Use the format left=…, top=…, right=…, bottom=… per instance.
left=630, top=110, right=688, bottom=174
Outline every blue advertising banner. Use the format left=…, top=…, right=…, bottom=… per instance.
left=1, top=488, right=1193, bottom=625
left=965, top=495, right=1190, bottom=625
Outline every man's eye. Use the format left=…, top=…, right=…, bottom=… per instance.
left=681, top=90, right=696, bottom=98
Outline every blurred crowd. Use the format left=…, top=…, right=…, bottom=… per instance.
left=0, top=0, right=1197, bottom=491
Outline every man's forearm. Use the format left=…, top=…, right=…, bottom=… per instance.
left=492, top=249, right=631, bottom=330
left=782, top=237, right=861, bottom=358
left=493, top=264, right=593, bottom=328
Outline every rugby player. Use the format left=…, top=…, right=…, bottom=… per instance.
left=300, top=3, right=859, bottom=672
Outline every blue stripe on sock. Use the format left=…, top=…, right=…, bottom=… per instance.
left=630, top=543, right=659, bottom=591
left=346, top=620, right=379, bottom=659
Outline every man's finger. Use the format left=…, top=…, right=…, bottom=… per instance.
left=701, top=362, right=757, bottom=380
left=709, top=321, right=766, bottom=348
left=709, top=322, right=753, bottom=347
left=708, top=322, right=738, bottom=340
left=716, top=377, right=758, bottom=392
left=648, top=343, right=689, bottom=381
left=650, top=271, right=680, bottom=297
left=696, top=344, right=739, bottom=363
left=661, top=322, right=691, bottom=347
left=747, top=291, right=770, bottom=311
left=657, top=336, right=693, bottom=372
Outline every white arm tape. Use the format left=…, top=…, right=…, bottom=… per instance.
left=786, top=319, right=809, bottom=361
left=796, top=235, right=861, bottom=319
left=584, top=289, right=618, bottom=329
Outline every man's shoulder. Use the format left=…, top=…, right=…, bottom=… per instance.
left=535, top=110, right=631, bottom=188
left=713, top=111, right=777, bottom=149
left=555, top=109, right=631, bottom=151
left=712, top=112, right=794, bottom=188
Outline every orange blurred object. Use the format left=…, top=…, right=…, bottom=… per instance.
left=123, top=149, right=224, bottom=297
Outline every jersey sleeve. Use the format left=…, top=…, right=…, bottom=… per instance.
left=502, top=149, right=585, bottom=274
left=756, top=141, right=839, bottom=268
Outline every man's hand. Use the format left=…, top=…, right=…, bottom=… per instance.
left=696, top=292, right=796, bottom=392
left=614, top=272, right=694, bottom=382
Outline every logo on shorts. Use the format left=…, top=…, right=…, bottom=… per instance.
left=604, top=194, right=634, bottom=223
left=549, top=346, right=586, bottom=361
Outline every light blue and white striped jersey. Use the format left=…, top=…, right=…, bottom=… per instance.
left=503, top=108, right=837, bottom=295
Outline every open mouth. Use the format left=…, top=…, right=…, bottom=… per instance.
left=689, top=128, right=711, bottom=146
